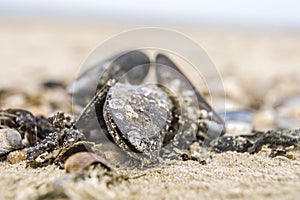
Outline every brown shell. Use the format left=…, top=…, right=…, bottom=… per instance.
left=54, top=141, right=94, bottom=166
left=64, top=152, right=112, bottom=173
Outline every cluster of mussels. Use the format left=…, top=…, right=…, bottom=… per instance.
left=0, top=110, right=87, bottom=168
left=0, top=50, right=299, bottom=171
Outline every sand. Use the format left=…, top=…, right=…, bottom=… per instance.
left=0, top=20, right=299, bottom=200
left=1, top=150, right=299, bottom=200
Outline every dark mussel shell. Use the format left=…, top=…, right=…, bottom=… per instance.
left=75, top=50, right=225, bottom=164
left=101, top=84, right=176, bottom=155
left=69, top=50, right=150, bottom=107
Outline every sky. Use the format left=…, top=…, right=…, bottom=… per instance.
left=0, top=0, right=300, bottom=29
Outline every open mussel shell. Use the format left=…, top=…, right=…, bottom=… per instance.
left=155, top=54, right=225, bottom=128
left=68, top=50, right=150, bottom=108
left=74, top=49, right=225, bottom=167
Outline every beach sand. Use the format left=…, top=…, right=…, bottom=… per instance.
left=0, top=20, right=299, bottom=199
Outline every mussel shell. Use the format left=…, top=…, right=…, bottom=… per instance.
left=75, top=82, right=113, bottom=142
left=155, top=54, right=225, bottom=137
left=75, top=50, right=225, bottom=164
left=69, top=50, right=150, bottom=107
left=101, top=83, right=175, bottom=154
left=64, top=152, right=112, bottom=173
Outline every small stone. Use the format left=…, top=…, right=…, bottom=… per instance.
left=274, top=95, right=300, bottom=129
left=0, top=129, right=23, bottom=155
left=220, top=110, right=254, bottom=136
left=253, top=108, right=276, bottom=131
left=7, top=149, right=27, bottom=164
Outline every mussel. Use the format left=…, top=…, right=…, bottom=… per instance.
left=72, top=50, right=225, bottom=165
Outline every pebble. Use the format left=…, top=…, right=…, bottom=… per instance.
left=253, top=108, right=277, bottom=131
left=0, top=129, right=23, bottom=155
left=7, top=149, right=27, bottom=164
left=220, top=110, right=254, bottom=136
left=274, top=95, right=300, bottom=129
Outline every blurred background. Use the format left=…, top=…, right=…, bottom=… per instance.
left=0, top=0, right=299, bottom=129
left=1, top=0, right=300, bottom=28
left=0, top=0, right=299, bottom=87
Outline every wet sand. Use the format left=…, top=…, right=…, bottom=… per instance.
left=0, top=21, right=299, bottom=199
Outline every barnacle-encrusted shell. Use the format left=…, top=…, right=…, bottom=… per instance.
left=211, top=129, right=300, bottom=153
left=74, top=50, right=226, bottom=165
left=0, top=109, right=54, bottom=146
left=26, top=129, right=84, bottom=168
left=101, top=83, right=175, bottom=154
